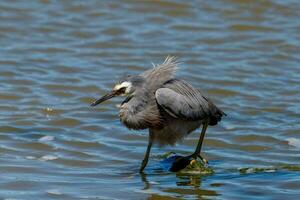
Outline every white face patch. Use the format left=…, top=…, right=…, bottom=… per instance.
left=114, top=81, right=132, bottom=94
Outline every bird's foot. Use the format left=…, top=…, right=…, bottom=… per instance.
left=191, top=153, right=209, bottom=165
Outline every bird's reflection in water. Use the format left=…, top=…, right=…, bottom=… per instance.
left=137, top=155, right=218, bottom=199
left=172, top=175, right=219, bottom=198
left=140, top=172, right=150, bottom=190
left=176, top=174, right=202, bottom=187
left=140, top=171, right=219, bottom=199
left=139, top=171, right=219, bottom=199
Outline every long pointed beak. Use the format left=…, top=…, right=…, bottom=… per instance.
left=90, top=91, right=117, bottom=106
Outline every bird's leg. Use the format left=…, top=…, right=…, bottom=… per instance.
left=191, top=119, right=209, bottom=164
left=170, top=120, right=210, bottom=172
left=140, top=131, right=154, bottom=172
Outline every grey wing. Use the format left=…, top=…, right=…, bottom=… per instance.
left=155, top=88, right=208, bottom=120
left=155, top=80, right=212, bottom=120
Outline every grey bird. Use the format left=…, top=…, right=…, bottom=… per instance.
left=91, top=57, right=226, bottom=172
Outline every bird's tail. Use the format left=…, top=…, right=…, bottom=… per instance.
left=209, top=107, right=227, bottom=126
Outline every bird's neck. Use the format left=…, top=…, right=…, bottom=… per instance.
left=121, top=90, right=149, bottom=114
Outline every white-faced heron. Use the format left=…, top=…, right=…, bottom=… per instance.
left=91, top=57, right=226, bottom=172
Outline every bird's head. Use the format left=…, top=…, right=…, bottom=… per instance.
left=90, top=75, right=145, bottom=106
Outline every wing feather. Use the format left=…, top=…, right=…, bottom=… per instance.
left=156, top=88, right=209, bottom=120
left=155, top=79, right=224, bottom=122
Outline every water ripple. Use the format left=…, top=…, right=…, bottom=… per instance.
left=0, top=0, right=299, bottom=199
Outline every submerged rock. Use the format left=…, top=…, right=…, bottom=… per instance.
left=178, top=158, right=214, bottom=175
left=159, top=152, right=214, bottom=174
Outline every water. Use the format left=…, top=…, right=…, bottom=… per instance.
left=0, top=0, right=300, bottom=199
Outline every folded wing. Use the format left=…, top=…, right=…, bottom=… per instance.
left=155, top=79, right=225, bottom=124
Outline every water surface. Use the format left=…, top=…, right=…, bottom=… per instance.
left=0, top=0, right=300, bottom=199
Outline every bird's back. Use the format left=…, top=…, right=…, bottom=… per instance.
left=160, top=78, right=226, bottom=125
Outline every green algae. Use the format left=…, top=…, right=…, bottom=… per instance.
left=239, top=164, right=300, bottom=174
left=178, top=159, right=214, bottom=175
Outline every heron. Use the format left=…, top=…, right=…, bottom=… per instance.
left=91, top=56, right=226, bottom=172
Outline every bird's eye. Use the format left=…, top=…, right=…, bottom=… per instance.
left=118, top=87, right=126, bottom=93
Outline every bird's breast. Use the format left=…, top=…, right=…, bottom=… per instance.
left=118, top=104, right=128, bottom=119
left=119, top=103, right=151, bottom=130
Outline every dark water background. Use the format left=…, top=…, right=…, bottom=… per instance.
left=0, top=0, right=300, bottom=199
